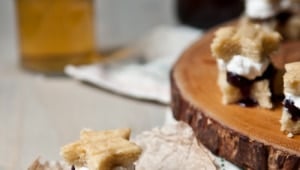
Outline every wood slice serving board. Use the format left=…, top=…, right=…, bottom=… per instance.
left=171, top=27, right=300, bottom=170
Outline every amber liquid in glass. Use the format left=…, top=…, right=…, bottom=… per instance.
left=16, top=0, right=98, bottom=73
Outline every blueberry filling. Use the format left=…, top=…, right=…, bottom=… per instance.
left=227, top=72, right=255, bottom=106
left=226, top=71, right=252, bottom=88
left=71, top=165, right=75, bottom=170
left=226, top=64, right=274, bottom=107
left=284, top=99, right=300, bottom=121
left=276, top=11, right=293, bottom=26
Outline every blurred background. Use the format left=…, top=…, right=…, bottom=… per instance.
left=0, top=0, right=243, bottom=169
left=0, top=0, right=244, bottom=68
left=0, top=0, right=176, bottom=68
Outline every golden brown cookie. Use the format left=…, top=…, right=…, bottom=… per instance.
left=284, top=62, right=300, bottom=95
left=60, top=128, right=142, bottom=170
left=211, top=21, right=281, bottom=62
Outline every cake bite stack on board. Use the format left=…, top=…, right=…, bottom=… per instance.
left=281, top=62, right=300, bottom=136
left=211, top=21, right=281, bottom=108
left=245, top=0, right=300, bottom=40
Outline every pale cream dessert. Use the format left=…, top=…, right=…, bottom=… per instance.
left=245, top=0, right=299, bottom=19
left=245, top=0, right=300, bottom=40
left=211, top=21, right=281, bottom=108
left=280, top=62, right=300, bottom=135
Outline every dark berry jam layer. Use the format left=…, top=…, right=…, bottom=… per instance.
left=226, top=64, right=275, bottom=107
left=284, top=99, right=300, bottom=121
left=276, top=11, right=293, bottom=26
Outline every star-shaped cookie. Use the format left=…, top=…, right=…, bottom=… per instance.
left=60, top=128, right=142, bottom=170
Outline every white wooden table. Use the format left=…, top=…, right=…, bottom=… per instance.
left=0, top=1, right=173, bottom=169
left=0, top=65, right=167, bottom=169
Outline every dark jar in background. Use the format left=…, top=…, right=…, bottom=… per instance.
left=177, top=0, right=244, bottom=29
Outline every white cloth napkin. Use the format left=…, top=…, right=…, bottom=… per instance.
left=65, top=26, right=202, bottom=104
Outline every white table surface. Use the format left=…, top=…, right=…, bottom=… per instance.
left=0, top=1, right=172, bottom=169
left=0, top=67, right=167, bottom=170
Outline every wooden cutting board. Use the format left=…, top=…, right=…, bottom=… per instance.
left=171, top=26, right=300, bottom=170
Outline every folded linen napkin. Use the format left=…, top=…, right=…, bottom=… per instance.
left=65, top=26, right=202, bottom=104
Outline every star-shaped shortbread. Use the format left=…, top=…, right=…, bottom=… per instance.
left=60, top=128, right=142, bottom=170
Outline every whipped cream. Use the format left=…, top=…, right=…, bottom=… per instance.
left=285, top=93, right=300, bottom=109
left=217, top=55, right=270, bottom=80
left=245, top=0, right=279, bottom=19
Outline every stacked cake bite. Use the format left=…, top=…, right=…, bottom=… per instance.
left=245, top=0, right=300, bottom=19
left=281, top=62, right=300, bottom=135
left=245, top=0, right=300, bottom=40
left=211, top=21, right=281, bottom=108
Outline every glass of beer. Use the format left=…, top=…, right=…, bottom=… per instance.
left=15, top=0, right=98, bottom=73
